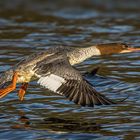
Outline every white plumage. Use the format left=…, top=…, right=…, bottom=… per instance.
left=37, top=74, right=66, bottom=93
left=93, top=46, right=101, bottom=55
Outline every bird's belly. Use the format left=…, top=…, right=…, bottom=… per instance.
left=17, top=75, right=31, bottom=83
left=17, top=70, right=35, bottom=83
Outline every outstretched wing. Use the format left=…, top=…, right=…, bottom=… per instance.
left=34, top=53, right=115, bottom=107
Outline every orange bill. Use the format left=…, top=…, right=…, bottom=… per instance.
left=120, top=47, right=140, bottom=53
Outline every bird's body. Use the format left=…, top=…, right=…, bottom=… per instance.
left=0, top=43, right=140, bottom=107
left=1, top=45, right=101, bottom=84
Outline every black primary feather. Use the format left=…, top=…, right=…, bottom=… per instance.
left=35, top=53, right=117, bottom=107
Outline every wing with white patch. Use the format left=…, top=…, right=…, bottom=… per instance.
left=38, top=74, right=66, bottom=93
left=35, top=53, right=116, bottom=107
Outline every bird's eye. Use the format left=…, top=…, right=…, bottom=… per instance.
left=122, top=43, right=129, bottom=49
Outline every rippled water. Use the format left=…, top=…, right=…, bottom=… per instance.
left=0, top=0, right=140, bottom=140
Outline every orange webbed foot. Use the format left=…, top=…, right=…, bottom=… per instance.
left=18, top=83, right=28, bottom=101
left=0, top=71, right=18, bottom=99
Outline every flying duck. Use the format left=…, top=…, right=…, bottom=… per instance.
left=0, top=43, right=140, bottom=107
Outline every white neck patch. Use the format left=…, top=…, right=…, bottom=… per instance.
left=68, top=46, right=101, bottom=65
left=90, top=46, right=101, bottom=55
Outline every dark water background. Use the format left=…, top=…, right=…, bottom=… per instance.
left=0, top=0, right=140, bottom=139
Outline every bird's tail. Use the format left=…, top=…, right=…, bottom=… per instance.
left=0, top=70, right=13, bottom=88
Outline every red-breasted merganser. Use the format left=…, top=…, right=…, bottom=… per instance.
left=0, top=43, right=140, bottom=107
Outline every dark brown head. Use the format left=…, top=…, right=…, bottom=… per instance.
left=96, top=43, right=140, bottom=55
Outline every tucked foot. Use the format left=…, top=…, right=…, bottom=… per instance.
left=0, top=71, right=18, bottom=99
left=18, top=83, right=28, bottom=101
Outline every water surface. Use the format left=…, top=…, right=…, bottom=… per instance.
left=0, top=1, right=140, bottom=140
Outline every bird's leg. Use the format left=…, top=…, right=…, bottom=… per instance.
left=0, top=71, right=18, bottom=98
left=18, top=83, right=28, bottom=101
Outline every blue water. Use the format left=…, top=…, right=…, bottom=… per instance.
left=0, top=0, right=140, bottom=140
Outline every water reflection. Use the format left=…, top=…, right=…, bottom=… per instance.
left=11, top=111, right=30, bottom=130
left=11, top=110, right=101, bottom=133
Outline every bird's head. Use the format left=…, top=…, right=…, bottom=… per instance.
left=96, top=43, right=140, bottom=55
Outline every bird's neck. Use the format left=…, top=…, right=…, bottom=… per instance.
left=68, top=45, right=101, bottom=65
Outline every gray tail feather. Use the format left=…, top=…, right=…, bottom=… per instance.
left=0, top=70, right=13, bottom=88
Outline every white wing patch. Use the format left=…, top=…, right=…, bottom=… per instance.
left=37, top=74, right=66, bottom=94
